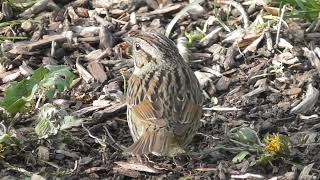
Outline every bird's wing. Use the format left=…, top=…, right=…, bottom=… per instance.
left=171, top=96, right=202, bottom=136
left=129, top=98, right=167, bottom=128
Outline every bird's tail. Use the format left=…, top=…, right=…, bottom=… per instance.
left=125, top=128, right=185, bottom=156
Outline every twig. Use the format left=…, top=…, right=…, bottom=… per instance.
left=103, top=126, right=126, bottom=151
left=231, top=173, right=264, bottom=179
left=265, top=28, right=273, bottom=51
left=0, top=36, right=28, bottom=40
left=275, top=4, right=286, bottom=46
left=203, top=106, right=241, bottom=111
left=196, top=132, right=220, bottom=140
left=0, top=121, right=7, bottom=133
left=35, top=91, right=44, bottom=110
left=120, top=70, right=127, bottom=94
left=139, top=3, right=185, bottom=17
left=82, top=123, right=106, bottom=148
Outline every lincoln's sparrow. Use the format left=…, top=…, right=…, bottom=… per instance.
left=125, top=31, right=203, bottom=156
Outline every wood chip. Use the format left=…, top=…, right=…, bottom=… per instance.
left=113, top=166, right=141, bottom=178
left=2, top=71, right=21, bottom=83
left=194, top=71, right=214, bottom=89
left=290, top=84, right=319, bottom=114
left=215, top=76, right=230, bottom=91
left=55, top=149, right=80, bottom=159
left=72, top=105, right=108, bottom=116
left=31, top=174, right=46, bottom=180
left=283, top=87, right=301, bottom=96
left=298, top=163, right=315, bottom=180
left=87, top=61, right=107, bottom=83
left=37, top=146, right=50, bottom=161
left=114, top=161, right=162, bottom=174
left=10, top=33, right=69, bottom=54
left=303, top=47, right=320, bottom=75
left=92, top=102, right=126, bottom=122
left=76, top=60, right=94, bottom=83
left=19, top=63, right=33, bottom=76
left=19, top=0, right=50, bottom=18
left=99, top=25, right=113, bottom=49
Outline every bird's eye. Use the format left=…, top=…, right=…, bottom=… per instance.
left=135, top=43, right=141, bottom=51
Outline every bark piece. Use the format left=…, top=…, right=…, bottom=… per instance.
left=87, top=61, right=107, bottom=83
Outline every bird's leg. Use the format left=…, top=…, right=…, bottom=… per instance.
left=134, top=155, right=143, bottom=163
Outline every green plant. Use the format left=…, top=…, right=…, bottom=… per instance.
left=35, top=103, right=82, bottom=139
left=275, top=0, right=320, bottom=21
left=228, top=127, right=290, bottom=166
left=269, top=63, right=284, bottom=76
left=0, top=121, right=23, bottom=160
left=0, top=65, right=75, bottom=115
left=6, top=0, right=37, bottom=9
left=185, top=30, right=204, bottom=47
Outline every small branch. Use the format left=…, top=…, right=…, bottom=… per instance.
left=275, top=4, right=286, bottom=46
left=203, top=106, right=241, bottom=111
left=103, top=126, right=126, bottom=151
left=82, top=123, right=107, bottom=148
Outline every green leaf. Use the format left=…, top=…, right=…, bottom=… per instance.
left=35, top=117, right=58, bottom=139
left=232, top=151, right=250, bottom=163
left=31, top=66, right=49, bottom=83
left=0, top=66, right=48, bottom=114
left=7, top=0, right=37, bottom=9
left=257, top=153, right=273, bottom=166
left=0, top=80, right=39, bottom=114
left=185, top=31, right=204, bottom=47
left=229, top=127, right=259, bottom=145
left=41, top=76, right=68, bottom=92
left=35, top=104, right=80, bottom=139
left=0, top=134, right=11, bottom=144
left=0, top=122, right=10, bottom=144
left=35, top=104, right=59, bottom=139
left=40, top=65, right=75, bottom=95
left=44, top=88, right=56, bottom=100
left=45, top=65, right=75, bottom=87
left=275, top=0, right=320, bottom=20
left=0, top=65, right=74, bottom=116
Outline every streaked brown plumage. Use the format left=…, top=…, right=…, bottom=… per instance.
left=125, top=31, right=202, bottom=156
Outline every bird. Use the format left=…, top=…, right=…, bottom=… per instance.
left=124, top=30, right=203, bottom=156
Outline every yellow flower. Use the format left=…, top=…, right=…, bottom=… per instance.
left=264, top=133, right=286, bottom=155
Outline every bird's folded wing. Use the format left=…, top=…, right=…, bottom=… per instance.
left=130, top=98, right=167, bottom=128
left=172, top=99, right=202, bottom=136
